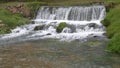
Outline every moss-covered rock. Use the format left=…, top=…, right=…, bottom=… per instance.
left=56, top=22, right=67, bottom=33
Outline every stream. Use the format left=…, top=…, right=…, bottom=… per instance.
left=0, top=6, right=119, bottom=68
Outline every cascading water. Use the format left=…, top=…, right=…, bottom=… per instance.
left=36, top=6, right=105, bottom=21
left=0, top=5, right=106, bottom=43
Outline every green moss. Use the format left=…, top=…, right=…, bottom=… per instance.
left=107, top=33, right=120, bottom=53
left=57, top=22, right=67, bottom=33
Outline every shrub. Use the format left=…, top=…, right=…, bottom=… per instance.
left=57, top=22, right=67, bottom=33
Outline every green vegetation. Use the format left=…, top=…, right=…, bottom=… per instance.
left=0, top=8, right=29, bottom=27
left=0, top=2, right=46, bottom=34
left=105, top=0, right=120, bottom=3
left=102, top=4, right=120, bottom=54
left=0, top=26, right=10, bottom=34
left=57, top=22, right=67, bottom=33
left=0, top=8, right=29, bottom=34
left=102, top=5, right=120, bottom=38
left=107, top=33, right=120, bottom=53
left=25, top=2, right=47, bottom=17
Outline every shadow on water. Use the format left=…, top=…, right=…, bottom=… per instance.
left=0, top=38, right=119, bottom=68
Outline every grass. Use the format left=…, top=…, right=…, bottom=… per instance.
left=103, top=5, right=120, bottom=38
left=107, top=33, right=120, bottom=53
left=0, top=8, right=29, bottom=34
left=0, top=2, right=47, bottom=34
left=0, top=8, right=29, bottom=28
left=105, top=0, right=120, bottom=3
left=102, top=4, right=120, bottom=54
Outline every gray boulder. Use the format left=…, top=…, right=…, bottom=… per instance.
left=34, top=25, right=44, bottom=31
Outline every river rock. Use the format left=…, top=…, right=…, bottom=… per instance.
left=46, top=33, right=51, bottom=35
left=87, top=23, right=99, bottom=29
left=67, top=24, right=76, bottom=33
left=34, top=25, right=44, bottom=31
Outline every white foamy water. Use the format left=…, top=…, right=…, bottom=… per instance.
left=0, top=6, right=106, bottom=42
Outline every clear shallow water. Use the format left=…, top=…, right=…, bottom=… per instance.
left=0, top=38, right=119, bottom=68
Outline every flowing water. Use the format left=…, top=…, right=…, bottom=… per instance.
left=0, top=6, right=106, bottom=43
left=0, top=6, right=120, bottom=68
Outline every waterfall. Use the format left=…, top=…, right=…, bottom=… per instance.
left=0, top=5, right=106, bottom=42
left=36, top=6, right=105, bottom=21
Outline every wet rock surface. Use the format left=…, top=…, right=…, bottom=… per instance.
left=34, top=25, right=45, bottom=31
